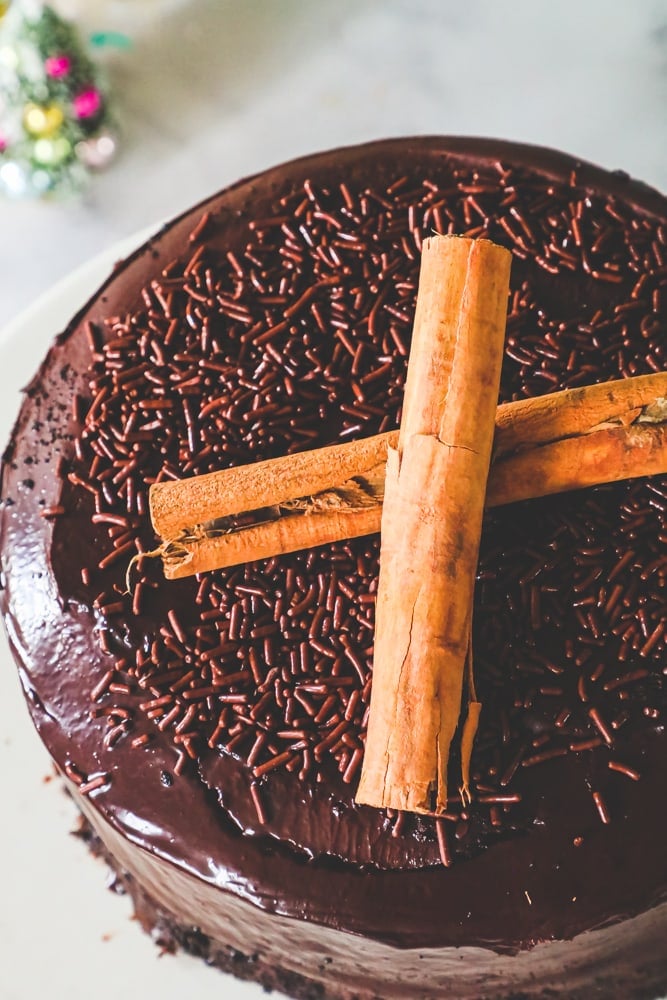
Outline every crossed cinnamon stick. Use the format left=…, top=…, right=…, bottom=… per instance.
left=150, top=371, right=667, bottom=580
left=148, top=236, right=667, bottom=816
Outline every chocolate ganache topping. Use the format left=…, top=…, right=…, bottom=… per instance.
left=1, top=138, right=666, bottom=954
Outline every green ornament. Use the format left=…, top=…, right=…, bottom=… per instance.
left=33, top=135, right=72, bottom=166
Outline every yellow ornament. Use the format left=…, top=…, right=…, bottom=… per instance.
left=0, top=1, right=11, bottom=21
left=23, top=103, right=65, bottom=139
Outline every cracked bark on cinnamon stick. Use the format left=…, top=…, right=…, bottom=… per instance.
left=354, top=234, right=511, bottom=815
left=148, top=373, right=667, bottom=579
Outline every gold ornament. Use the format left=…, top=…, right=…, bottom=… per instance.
left=23, top=103, right=65, bottom=138
left=0, top=1, right=11, bottom=21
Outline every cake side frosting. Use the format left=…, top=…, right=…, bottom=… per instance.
left=1, top=137, right=666, bottom=998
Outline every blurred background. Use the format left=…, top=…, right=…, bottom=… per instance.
left=1, top=0, right=666, bottom=330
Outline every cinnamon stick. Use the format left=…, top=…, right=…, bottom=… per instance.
left=148, top=372, right=667, bottom=578
left=492, top=372, right=667, bottom=457
left=353, top=234, right=511, bottom=814
left=150, top=434, right=390, bottom=540
left=490, top=419, right=667, bottom=506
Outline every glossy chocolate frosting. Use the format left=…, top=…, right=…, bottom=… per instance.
left=2, top=138, right=667, bottom=998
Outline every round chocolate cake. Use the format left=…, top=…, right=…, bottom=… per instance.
left=1, top=137, right=666, bottom=999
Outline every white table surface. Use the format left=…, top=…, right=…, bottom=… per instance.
left=1, top=2, right=667, bottom=999
left=1, top=0, right=667, bottom=331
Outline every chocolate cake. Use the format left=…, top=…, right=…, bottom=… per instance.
left=1, top=137, right=666, bottom=999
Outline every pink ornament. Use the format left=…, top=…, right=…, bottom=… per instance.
left=0, top=133, right=6, bottom=153
left=73, top=88, right=102, bottom=120
left=45, top=54, right=71, bottom=78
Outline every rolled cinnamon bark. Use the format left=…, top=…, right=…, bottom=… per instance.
left=149, top=373, right=667, bottom=579
left=354, top=234, right=511, bottom=814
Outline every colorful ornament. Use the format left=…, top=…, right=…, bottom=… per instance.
left=23, top=101, right=65, bottom=137
left=31, top=167, right=53, bottom=193
left=0, top=159, right=28, bottom=196
left=72, top=87, right=101, bottom=120
left=0, top=42, right=19, bottom=70
left=45, top=53, right=71, bottom=78
left=0, top=3, right=117, bottom=198
left=75, top=128, right=116, bottom=169
left=33, top=135, right=71, bottom=165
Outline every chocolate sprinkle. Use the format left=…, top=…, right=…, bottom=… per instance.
left=57, top=157, right=667, bottom=861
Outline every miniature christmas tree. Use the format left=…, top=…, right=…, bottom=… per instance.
left=0, top=0, right=116, bottom=197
